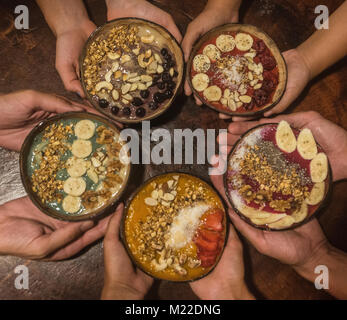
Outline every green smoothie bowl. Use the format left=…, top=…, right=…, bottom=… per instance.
left=20, top=112, right=131, bottom=221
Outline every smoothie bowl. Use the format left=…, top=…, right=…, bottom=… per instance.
left=122, top=173, right=227, bottom=281
left=80, top=18, right=184, bottom=123
left=20, top=112, right=131, bottom=221
left=187, top=24, right=287, bottom=117
left=224, top=121, right=331, bottom=230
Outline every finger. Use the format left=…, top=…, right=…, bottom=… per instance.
left=28, top=91, right=85, bottom=113
left=231, top=116, right=257, bottom=122
left=104, top=203, right=124, bottom=243
left=37, top=220, right=94, bottom=258
left=181, top=23, right=201, bottom=62
left=166, top=17, right=182, bottom=43
left=184, top=80, right=192, bottom=96
left=227, top=121, right=259, bottom=135
left=263, top=93, right=293, bottom=117
left=56, top=60, right=85, bottom=98
left=219, top=113, right=232, bottom=120
left=217, top=131, right=240, bottom=147
left=228, top=209, right=263, bottom=245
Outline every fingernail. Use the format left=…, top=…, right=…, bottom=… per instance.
left=75, top=92, right=82, bottom=99
left=80, top=220, right=94, bottom=232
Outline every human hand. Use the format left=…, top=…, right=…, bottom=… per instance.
left=0, top=90, right=88, bottom=151
left=55, top=19, right=96, bottom=97
left=190, top=223, right=254, bottom=300
left=101, top=203, right=153, bottom=300
left=220, top=48, right=311, bottom=121
left=0, top=197, right=111, bottom=260
left=182, top=1, right=239, bottom=105
left=106, top=0, right=182, bottom=42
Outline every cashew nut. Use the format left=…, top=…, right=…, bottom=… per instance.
left=95, top=81, right=113, bottom=92
left=107, top=52, right=120, bottom=60
left=105, top=70, right=112, bottom=83
left=111, top=62, right=119, bottom=72
left=141, top=34, right=154, bottom=44
left=111, top=89, right=119, bottom=101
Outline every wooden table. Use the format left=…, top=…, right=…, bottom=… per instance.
left=0, top=0, right=346, bottom=300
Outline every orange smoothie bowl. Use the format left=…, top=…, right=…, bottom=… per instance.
left=121, top=173, right=228, bottom=282
left=224, top=121, right=332, bottom=231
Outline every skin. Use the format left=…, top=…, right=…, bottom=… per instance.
left=210, top=111, right=347, bottom=299
left=0, top=197, right=111, bottom=261
left=182, top=0, right=241, bottom=105
left=0, top=90, right=87, bottom=151
left=105, top=0, right=182, bottom=42
left=101, top=206, right=254, bottom=300
left=37, top=0, right=97, bottom=97
left=101, top=203, right=153, bottom=300
left=225, top=1, right=347, bottom=120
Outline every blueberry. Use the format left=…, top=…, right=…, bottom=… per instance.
left=164, top=54, right=172, bottom=61
left=111, top=106, right=119, bottom=115
left=136, top=107, right=146, bottom=118
left=132, top=97, right=143, bottom=106
left=157, top=82, right=165, bottom=90
left=173, top=70, right=178, bottom=78
left=162, top=72, right=171, bottom=83
left=140, top=90, right=150, bottom=99
left=165, top=89, right=173, bottom=99
left=167, top=81, right=176, bottom=90
left=168, top=60, right=175, bottom=68
left=154, top=92, right=166, bottom=103
left=161, top=48, right=168, bottom=56
left=122, top=107, right=131, bottom=116
left=149, top=101, right=159, bottom=110
left=153, top=75, right=161, bottom=84
left=99, top=99, right=109, bottom=108
left=162, top=63, right=170, bottom=71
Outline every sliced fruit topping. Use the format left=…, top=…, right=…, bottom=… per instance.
left=305, top=182, right=325, bottom=206
left=268, top=215, right=295, bottom=230
left=193, top=54, right=211, bottom=73
left=216, top=34, right=235, bottom=52
left=71, top=139, right=92, bottom=158
left=74, top=119, right=95, bottom=140
left=291, top=201, right=308, bottom=223
left=66, top=157, right=88, bottom=177
left=203, top=85, right=222, bottom=102
left=203, top=44, right=221, bottom=61
left=192, top=73, right=209, bottom=92
left=297, top=128, right=318, bottom=160
left=62, top=195, right=81, bottom=214
left=203, top=208, right=224, bottom=232
left=198, top=229, right=221, bottom=242
left=63, top=177, right=86, bottom=197
left=235, top=33, right=253, bottom=51
left=310, top=152, right=328, bottom=183
left=275, top=120, right=297, bottom=153
left=194, top=236, right=219, bottom=252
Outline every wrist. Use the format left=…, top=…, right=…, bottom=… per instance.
left=101, top=282, right=145, bottom=300
left=293, top=241, right=331, bottom=282
left=55, top=17, right=92, bottom=37
left=208, top=282, right=255, bottom=300
left=296, top=45, right=316, bottom=81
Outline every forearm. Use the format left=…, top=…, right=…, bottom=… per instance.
left=36, top=0, right=91, bottom=36
left=294, top=243, right=347, bottom=299
left=101, top=283, right=145, bottom=300
left=297, top=1, right=347, bottom=79
left=205, top=0, right=242, bottom=12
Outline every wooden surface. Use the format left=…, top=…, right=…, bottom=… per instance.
left=0, top=0, right=346, bottom=300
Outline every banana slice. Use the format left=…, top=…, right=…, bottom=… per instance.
left=74, top=120, right=96, bottom=140
left=297, top=128, right=317, bottom=160
left=63, top=177, right=86, bottom=196
left=310, top=153, right=328, bottom=183
left=268, top=215, right=295, bottom=230
left=66, top=157, right=88, bottom=177
left=192, top=73, right=209, bottom=92
left=291, top=201, right=308, bottom=223
left=275, top=120, right=297, bottom=153
left=203, top=85, right=222, bottom=102
left=235, top=33, right=253, bottom=51
left=72, top=139, right=92, bottom=158
left=251, top=213, right=287, bottom=225
left=216, top=34, right=235, bottom=52
left=62, top=195, right=81, bottom=214
left=306, top=182, right=325, bottom=206
left=238, top=205, right=273, bottom=219
left=193, top=54, right=210, bottom=73
left=203, top=44, right=221, bottom=61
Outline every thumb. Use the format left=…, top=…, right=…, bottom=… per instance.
left=31, top=91, right=85, bottom=113
left=181, top=23, right=201, bottom=62
left=56, top=60, right=85, bottom=98
left=37, top=220, right=94, bottom=257
left=104, top=203, right=124, bottom=243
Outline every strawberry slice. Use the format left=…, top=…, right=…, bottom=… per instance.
left=194, top=236, right=218, bottom=252
left=199, top=229, right=221, bottom=242
left=204, top=210, right=223, bottom=232
left=200, top=256, right=216, bottom=268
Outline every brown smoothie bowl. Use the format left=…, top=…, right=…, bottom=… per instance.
left=224, top=123, right=332, bottom=231
left=80, top=17, right=184, bottom=124
left=19, top=112, right=131, bottom=222
left=187, top=23, right=287, bottom=117
left=120, top=172, right=229, bottom=282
